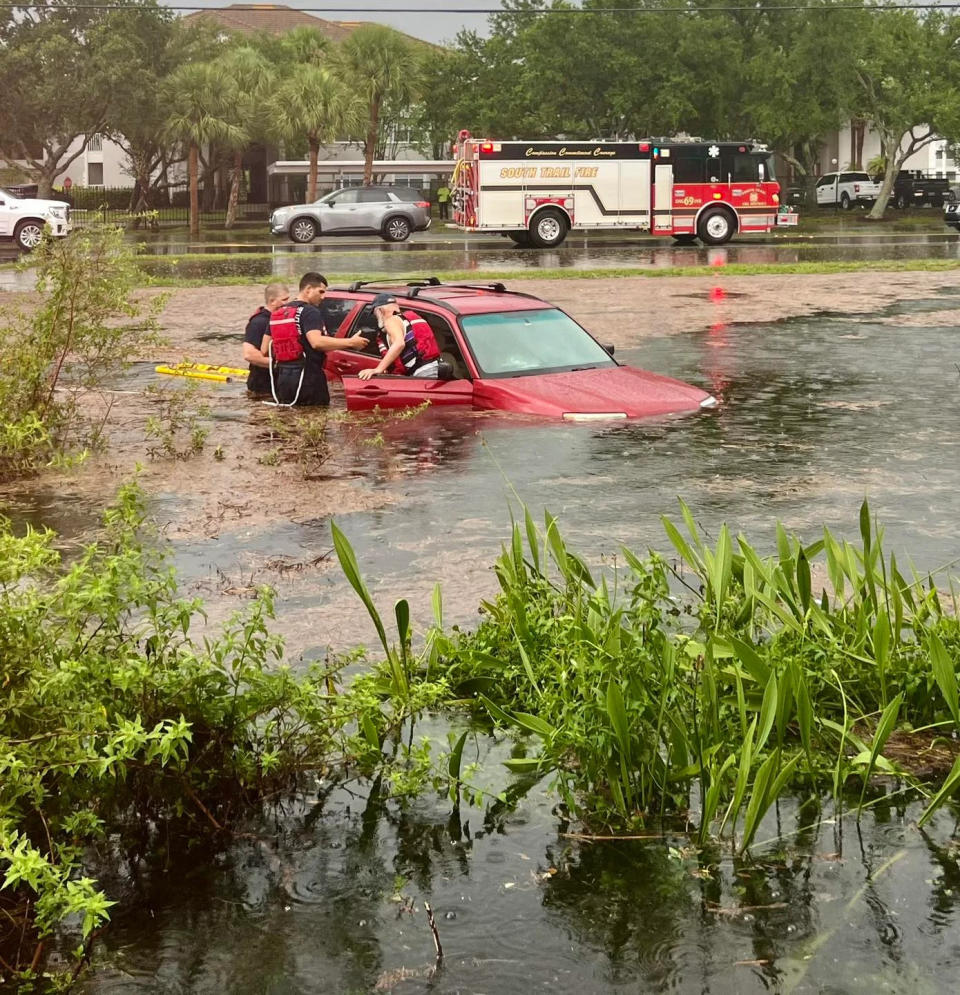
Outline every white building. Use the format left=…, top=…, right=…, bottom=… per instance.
left=819, top=122, right=958, bottom=179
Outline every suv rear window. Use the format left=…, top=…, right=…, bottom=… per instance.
left=391, top=188, right=426, bottom=202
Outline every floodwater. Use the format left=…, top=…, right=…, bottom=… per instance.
left=11, top=286, right=960, bottom=992
left=3, top=227, right=960, bottom=289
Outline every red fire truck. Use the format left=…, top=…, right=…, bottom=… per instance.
left=451, top=131, right=798, bottom=247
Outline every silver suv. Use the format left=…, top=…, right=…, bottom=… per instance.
left=270, top=185, right=431, bottom=244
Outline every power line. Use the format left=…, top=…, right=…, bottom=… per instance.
left=0, top=2, right=958, bottom=10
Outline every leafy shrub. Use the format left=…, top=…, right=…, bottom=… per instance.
left=0, top=483, right=353, bottom=986
left=0, top=225, right=163, bottom=477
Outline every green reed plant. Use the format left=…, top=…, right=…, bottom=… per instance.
left=335, top=498, right=960, bottom=851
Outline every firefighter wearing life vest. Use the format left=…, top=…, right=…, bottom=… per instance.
left=264, top=271, right=367, bottom=407
left=358, top=293, right=441, bottom=381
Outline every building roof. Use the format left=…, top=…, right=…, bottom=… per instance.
left=183, top=4, right=356, bottom=41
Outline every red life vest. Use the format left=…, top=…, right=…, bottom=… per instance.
left=377, top=310, right=441, bottom=375
left=268, top=304, right=305, bottom=363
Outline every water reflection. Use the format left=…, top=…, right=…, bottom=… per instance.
left=5, top=230, right=960, bottom=289
left=81, top=778, right=960, bottom=994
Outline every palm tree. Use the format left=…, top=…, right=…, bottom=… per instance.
left=164, top=61, right=245, bottom=236
left=271, top=29, right=361, bottom=203
left=334, top=24, right=422, bottom=185
left=215, top=45, right=274, bottom=228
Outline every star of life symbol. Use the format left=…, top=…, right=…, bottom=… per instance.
left=707, top=145, right=720, bottom=158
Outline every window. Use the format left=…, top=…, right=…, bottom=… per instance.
left=816, top=175, right=835, bottom=188
left=88, top=133, right=102, bottom=152
left=321, top=299, right=357, bottom=336
left=87, top=162, right=104, bottom=186
left=673, top=153, right=705, bottom=184
left=719, top=152, right=761, bottom=183
left=328, top=188, right=359, bottom=205
left=460, top=309, right=615, bottom=378
left=358, top=187, right=387, bottom=203
left=351, top=304, right=384, bottom=357
left=420, top=313, right=470, bottom=379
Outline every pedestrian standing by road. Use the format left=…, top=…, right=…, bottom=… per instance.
left=264, top=272, right=367, bottom=406
left=243, top=282, right=289, bottom=396
left=436, top=179, right=451, bottom=220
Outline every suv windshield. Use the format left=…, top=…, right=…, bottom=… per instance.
left=460, top=309, right=617, bottom=378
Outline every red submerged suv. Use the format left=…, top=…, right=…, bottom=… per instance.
left=322, top=278, right=716, bottom=420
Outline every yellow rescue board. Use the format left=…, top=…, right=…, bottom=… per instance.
left=155, top=362, right=250, bottom=383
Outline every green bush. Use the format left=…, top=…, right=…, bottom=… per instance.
left=0, top=225, right=162, bottom=477
left=0, top=484, right=351, bottom=986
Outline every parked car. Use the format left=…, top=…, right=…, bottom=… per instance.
left=887, top=170, right=955, bottom=208
left=0, top=187, right=71, bottom=251
left=269, top=185, right=431, bottom=244
left=814, top=171, right=881, bottom=209
left=321, top=278, right=717, bottom=419
left=945, top=198, right=960, bottom=231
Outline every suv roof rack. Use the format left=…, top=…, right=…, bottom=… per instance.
left=340, top=278, right=544, bottom=310
left=346, top=277, right=442, bottom=293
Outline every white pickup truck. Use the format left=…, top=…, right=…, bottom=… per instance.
left=0, top=187, right=72, bottom=250
left=814, top=171, right=882, bottom=209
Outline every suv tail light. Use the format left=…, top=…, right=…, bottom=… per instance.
left=414, top=201, right=430, bottom=208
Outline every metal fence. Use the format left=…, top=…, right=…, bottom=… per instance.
left=61, top=185, right=272, bottom=224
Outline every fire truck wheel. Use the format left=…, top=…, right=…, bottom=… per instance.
left=528, top=208, right=568, bottom=248
left=508, top=230, right=532, bottom=246
left=697, top=207, right=735, bottom=246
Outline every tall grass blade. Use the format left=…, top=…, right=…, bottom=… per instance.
left=720, top=717, right=756, bottom=836
left=432, top=583, right=443, bottom=628
left=524, top=505, right=540, bottom=573
left=873, top=608, right=890, bottom=708
left=741, top=750, right=778, bottom=850
left=730, top=636, right=770, bottom=688
left=796, top=547, right=811, bottom=615
left=331, top=521, right=389, bottom=658
left=918, top=753, right=960, bottom=827
left=928, top=631, right=960, bottom=729
left=757, top=671, right=779, bottom=750
left=857, top=692, right=902, bottom=813
left=662, top=516, right=702, bottom=573
left=515, top=635, right=541, bottom=698
left=679, top=498, right=706, bottom=557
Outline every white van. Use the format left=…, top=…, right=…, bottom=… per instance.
left=815, top=171, right=881, bottom=209
left=0, top=188, right=72, bottom=251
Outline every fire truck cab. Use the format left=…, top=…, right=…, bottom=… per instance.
left=451, top=132, right=798, bottom=247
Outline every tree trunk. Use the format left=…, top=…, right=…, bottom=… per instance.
left=867, top=136, right=897, bottom=219
left=363, top=95, right=380, bottom=186
left=225, top=150, right=242, bottom=229
left=851, top=119, right=865, bottom=170
left=189, top=142, right=200, bottom=237
left=37, top=170, right=56, bottom=200
left=308, top=137, right=319, bottom=202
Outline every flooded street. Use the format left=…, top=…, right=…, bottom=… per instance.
left=6, top=261, right=960, bottom=992
left=3, top=224, right=960, bottom=288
